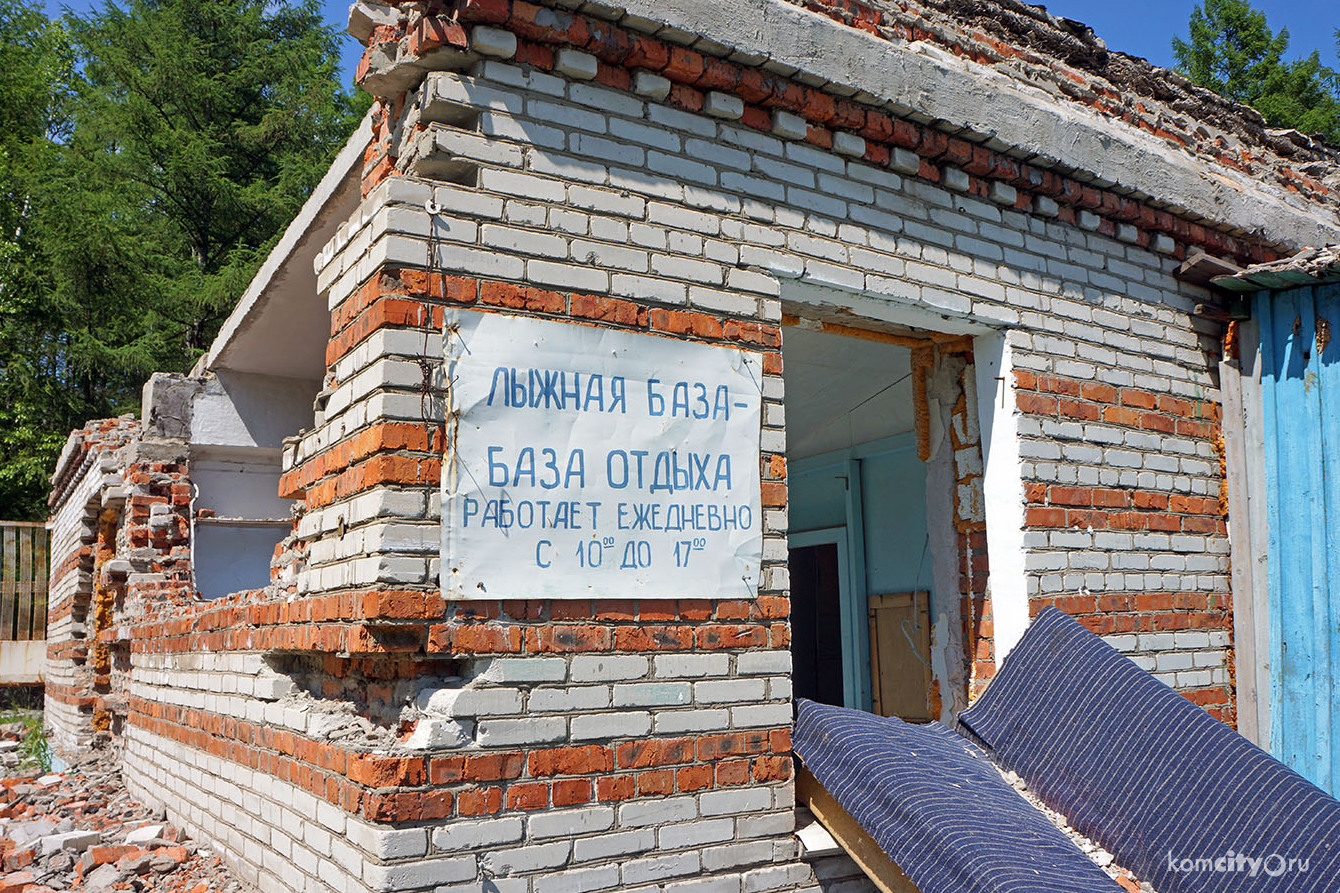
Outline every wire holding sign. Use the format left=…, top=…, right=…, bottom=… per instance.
left=441, top=309, right=765, bottom=601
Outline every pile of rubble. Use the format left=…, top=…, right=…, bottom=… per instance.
left=0, top=728, right=249, bottom=893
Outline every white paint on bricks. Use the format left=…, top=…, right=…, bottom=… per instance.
left=704, top=91, right=745, bottom=120
left=471, top=26, right=517, bottom=58
left=771, top=110, right=807, bottom=141
left=555, top=48, right=599, bottom=80
left=974, top=334, right=1031, bottom=662
left=632, top=71, right=672, bottom=101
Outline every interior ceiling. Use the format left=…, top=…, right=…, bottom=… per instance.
left=205, top=122, right=368, bottom=384
left=212, top=181, right=358, bottom=383
left=782, top=326, right=916, bottom=461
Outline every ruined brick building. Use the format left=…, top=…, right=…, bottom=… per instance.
left=44, top=0, right=1340, bottom=890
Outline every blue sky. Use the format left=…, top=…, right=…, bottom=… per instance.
left=44, top=0, right=1340, bottom=88
left=307, top=0, right=1339, bottom=84
left=1041, top=0, right=1339, bottom=69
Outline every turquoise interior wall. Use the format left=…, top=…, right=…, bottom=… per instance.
left=789, top=433, right=930, bottom=711
left=859, top=443, right=933, bottom=596
left=788, top=458, right=848, bottom=533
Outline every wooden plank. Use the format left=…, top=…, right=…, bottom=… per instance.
left=34, top=526, right=48, bottom=641
left=1259, top=288, right=1335, bottom=789
left=1239, top=317, right=1275, bottom=746
left=17, top=527, right=32, bottom=641
left=843, top=458, right=869, bottom=711
left=0, top=527, right=14, bottom=641
left=0, top=523, right=50, bottom=642
left=1193, top=303, right=1231, bottom=323
left=780, top=314, right=964, bottom=348
left=1220, top=350, right=1263, bottom=745
left=1316, top=285, right=1340, bottom=791
left=795, top=766, right=920, bottom=893
left=868, top=591, right=932, bottom=721
left=1177, top=251, right=1242, bottom=284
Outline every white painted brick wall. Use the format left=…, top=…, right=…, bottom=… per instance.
left=315, top=62, right=1237, bottom=628
left=121, top=716, right=837, bottom=893
left=234, top=47, right=1252, bottom=893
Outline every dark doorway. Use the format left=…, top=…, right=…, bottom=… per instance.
left=789, top=543, right=846, bottom=707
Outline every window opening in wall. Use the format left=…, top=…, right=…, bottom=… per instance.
left=783, top=319, right=980, bottom=723
left=161, top=371, right=323, bottom=601
left=191, top=450, right=291, bottom=600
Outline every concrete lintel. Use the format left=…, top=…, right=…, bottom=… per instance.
left=782, top=279, right=995, bottom=338
left=0, top=641, right=45, bottom=685
left=614, top=0, right=1340, bottom=250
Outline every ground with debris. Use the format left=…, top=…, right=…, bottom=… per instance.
left=0, top=719, right=250, bottom=893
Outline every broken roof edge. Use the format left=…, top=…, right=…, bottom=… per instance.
left=612, top=0, right=1339, bottom=251
left=191, top=109, right=374, bottom=379
left=911, top=0, right=1340, bottom=166
left=1216, top=244, right=1340, bottom=292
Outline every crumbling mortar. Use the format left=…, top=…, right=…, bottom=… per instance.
left=845, top=0, right=1340, bottom=172
left=351, top=2, right=1317, bottom=267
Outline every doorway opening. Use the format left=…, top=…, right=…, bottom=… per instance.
left=782, top=317, right=987, bottom=723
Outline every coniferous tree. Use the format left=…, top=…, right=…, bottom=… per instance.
left=1173, top=0, right=1340, bottom=143
left=0, top=0, right=366, bottom=518
left=0, top=0, right=76, bottom=517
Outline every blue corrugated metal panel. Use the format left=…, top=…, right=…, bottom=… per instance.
left=793, top=698, right=1124, bottom=893
left=1257, top=283, right=1340, bottom=793
left=960, top=607, right=1340, bottom=893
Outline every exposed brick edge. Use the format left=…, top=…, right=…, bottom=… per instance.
left=47, top=417, right=139, bottom=510
left=47, top=598, right=79, bottom=625
left=44, top=682, right=97, bottom=710
left=1012, top=367, right=1233, bottom=720
left=49, top=546, right=91, bottom=591
left=1015, top=369, right=1226, bottom=537
left=283, top=452, right=443, bottom=507
left=46, top=641, right=88, bottom=663
left=328, top=271, right=781, bottom=367
left=124, top=614, right=790, bottom=657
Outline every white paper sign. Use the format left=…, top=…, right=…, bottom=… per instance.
left=441, top=309, right=764, bottom=600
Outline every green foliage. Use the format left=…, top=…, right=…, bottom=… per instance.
left=62, top=0, right=366, bottom=349
left=0, top=0, right=76, bottom=519
left=0, top=707, right=51, bottom=774
left=1253, top=51, right=1340, bottom=140
left=1172, top=0, right=1286, bottom=101
left=1173, top=0, right=1340, bottom=143
left=0, top=0, right=364, bottom=519
left=18, top=714, right=51, bottom=774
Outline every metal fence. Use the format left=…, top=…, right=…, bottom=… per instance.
left=0, top=522, right=49, bottom=642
